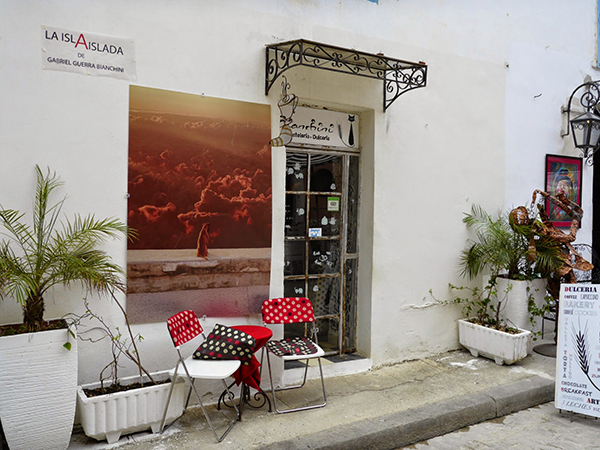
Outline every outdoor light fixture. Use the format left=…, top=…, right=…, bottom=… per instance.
left=564, top=80, right=600, bottom=165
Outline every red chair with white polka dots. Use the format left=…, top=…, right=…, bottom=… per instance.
left=159, top=310, right=241, bottom=442
left=261, top=297, right=327, bottom=413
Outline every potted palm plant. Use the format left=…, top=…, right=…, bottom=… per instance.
left=460, top=205, right=562, bottom=333
left=0, top=165, right=132, bottom=450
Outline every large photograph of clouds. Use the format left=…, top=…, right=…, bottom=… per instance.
left=127, top=86, right=272, bottom=323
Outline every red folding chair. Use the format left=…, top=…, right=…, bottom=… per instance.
left=160, top=310, right=240, bottom=442
left=261, top=297, right=327, bottom=413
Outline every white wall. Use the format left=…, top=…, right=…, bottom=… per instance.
left=1, top=0, right=597, bottom=383
left=505, top=41, right=597, bottom=245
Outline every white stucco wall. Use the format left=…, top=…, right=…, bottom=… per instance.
left=1, top=0, right=598, bottom=384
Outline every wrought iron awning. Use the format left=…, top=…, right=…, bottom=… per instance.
left=265, top=39, right=428, bottom=111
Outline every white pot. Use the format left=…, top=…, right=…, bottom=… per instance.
left=493, top=277, right=547, bottom=333
left=0, top=327, right=77, bottom=450
left=77, top=372, right=185, bottom=444
left=458, top=319, right=531, bottom=365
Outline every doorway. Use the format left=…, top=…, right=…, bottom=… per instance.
left=283, top=149, right=360, bottom=355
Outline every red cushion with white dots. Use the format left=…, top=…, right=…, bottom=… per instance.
left=262, top=297, right=315, bottom=324
left=167, top=310, right=204, bottom=347
left=193, top=324, right=256, bottom=364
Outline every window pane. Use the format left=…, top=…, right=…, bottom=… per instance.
left=310, top=155, right=343, bottom=193
left=346, top=155, right=359, bottom=253
left=284, top=241, right=305, bottom=276
left=309, top=277, right=340, bottom=316
left=315, top=317, right=339, bottom=353
left=309, top=195, right=341, bottom=237
left=286, top=153, right=308, bottom=191
left=284, top=279, right=306, bottom=298
left=344, top=259, right=357, bottom=350
left=285, top=194, right=306, bottom=237
left=308, top=240, right=340, bottom=275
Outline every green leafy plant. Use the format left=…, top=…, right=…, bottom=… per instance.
left=457, top=205, right=564, bottom=334
left=459, top=204, right=563, bottom=281
left=434, top=204, right=564, bottom=335
left=433, top=277, right=520, bottom=333
left=526, top=285, right=555, bottom=339
left=0, top=165, right=135, bottom=333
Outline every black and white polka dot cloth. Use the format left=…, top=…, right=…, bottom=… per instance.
left=194, top=324, right=256, bottom=365
left=266, top=337, right=318, bottom=356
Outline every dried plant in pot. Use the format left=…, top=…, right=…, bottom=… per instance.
left=73, top=294, right=185, bottom=444
left=0, top=165, right=133, bottom=450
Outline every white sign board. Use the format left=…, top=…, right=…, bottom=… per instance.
left=327, top=196, right=340, bottom=212
left=41, top=25, right=136, bottom=81
left=289, top=107, right=359, bottom=151
left=308, top=228, right=322, bottom=237
left=555, top=284, right=600, bottom=417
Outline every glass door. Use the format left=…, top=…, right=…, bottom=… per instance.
left=284, top=149, right=359, bottom=355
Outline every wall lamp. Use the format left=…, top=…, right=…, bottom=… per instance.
left=564, top=80, right=600, bottom=165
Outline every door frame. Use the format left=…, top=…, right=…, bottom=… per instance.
left=283, top=146, right=360, bottom=355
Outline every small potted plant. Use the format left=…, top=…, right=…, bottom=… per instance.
left=441, top=278, right=532, bottom=365
left=0, top=165, right=132, bottom=450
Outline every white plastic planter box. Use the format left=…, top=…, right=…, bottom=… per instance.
left=458, top=319, right=531, bottom=365
left=77, top=372, right=185, bottom=444
left=0, top=328, right=77, bottom=450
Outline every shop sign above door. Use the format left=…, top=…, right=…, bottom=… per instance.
left=289, top=106, right=359, bottom=151
left=41, top=25, right=136, bottom=81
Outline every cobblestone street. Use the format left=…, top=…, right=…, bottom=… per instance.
left=405, top=402, right=600, bottom=450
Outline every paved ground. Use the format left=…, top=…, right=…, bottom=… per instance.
left=404, top=402, right=600, bottom=450
left=69, top=341, right=559, bottom=450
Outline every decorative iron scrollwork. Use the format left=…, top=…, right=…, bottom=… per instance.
left=218, top=382, right=272, bottom=417
left=384, top=64, right=427, bottom=111
left=266, top=39, right=427, bottom=111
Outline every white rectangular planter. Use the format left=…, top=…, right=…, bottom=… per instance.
left=458, top=319, right=531, bottom=365
left=77, top=372, right=185, bottom=444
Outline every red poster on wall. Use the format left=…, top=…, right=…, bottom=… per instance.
left=127, top=86, right=272, bottom=322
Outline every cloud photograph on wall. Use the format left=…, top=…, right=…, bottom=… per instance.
left=127, top=86, right=272, bottom=322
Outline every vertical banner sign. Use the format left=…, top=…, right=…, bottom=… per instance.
left=555, top=284, right=600, bottom=417
left=41, top=25, right=136, bottom=81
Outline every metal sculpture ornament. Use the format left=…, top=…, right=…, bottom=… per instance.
left=270, top=77, right=298, bottom=147
left=511, top=189, right=592, bottom=302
